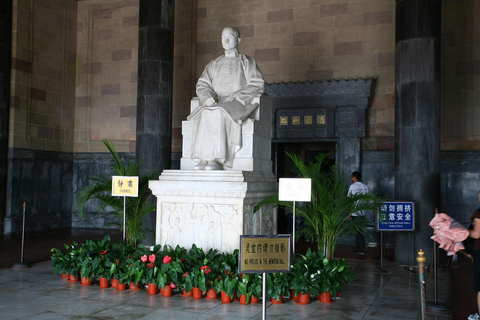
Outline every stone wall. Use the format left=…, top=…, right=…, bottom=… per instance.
left=441, top=0, right=480, bottom=150
left=9, top=0, right=77, bottom=151
left=186, top=0, right=396, bottom=153
left=75, top=0, right=139, bottom=153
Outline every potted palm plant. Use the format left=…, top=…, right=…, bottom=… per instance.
left=255, top=152, right=383, bottom=260
left=76, top=139, right=159, bottom=247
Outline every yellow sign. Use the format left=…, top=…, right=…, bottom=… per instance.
left=111, top=176, right=139, bottom=197
left=239, top=235, right=291, bottom=273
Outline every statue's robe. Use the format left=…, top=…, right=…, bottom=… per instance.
left=188, top=53, right=264, bottom=168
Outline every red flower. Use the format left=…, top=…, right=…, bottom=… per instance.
left=170, top=282, right=176, bottom=289
left=183, top=272, right=189, bottom=277
left=141, top=254, right=148, bottom=263
left=100, top=250, right=107, bottom=255
left=200, top=265, right=211, bottom=274
left=163, top=255, right=172, bottom=264
left=115, top=260, right=119, bottom=266
left=148, top=254, right=156, bottom=263
left=146, top=263, right=155, bottom=268
left=225, top=270, right=231, bottom=275
left=180, top=258, right=185, bottom=263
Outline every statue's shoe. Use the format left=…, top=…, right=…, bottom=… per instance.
left=205, top=161, right=223, bottom=170
left=193, top=161, right=207, bottom=170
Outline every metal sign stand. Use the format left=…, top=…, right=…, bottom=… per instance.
left=426, top=240, right=448, bottom=312
left=262, top=272, right=267, bottom=320
left=13, top=202, right=31, bottom=269
left=123, top=196, right=126, bottom=243
left=292, top=201, right=296, bottom=255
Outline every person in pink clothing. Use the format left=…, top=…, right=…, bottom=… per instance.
left=468, top=192, right=480, bottom=320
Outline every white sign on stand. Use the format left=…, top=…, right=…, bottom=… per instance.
left=278, top=178, right=311, bottom=255
left=279, top=178, right=311, bottom=202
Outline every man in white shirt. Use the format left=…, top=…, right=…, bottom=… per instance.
left=348, top=171, right=369, bottom=254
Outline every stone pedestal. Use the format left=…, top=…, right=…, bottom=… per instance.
left=149, top=170, right=277, bottom=253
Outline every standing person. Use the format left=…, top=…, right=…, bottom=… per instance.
left=348, top=171, right=369, bottom=255
left=468, top=192, right=480, bottom=320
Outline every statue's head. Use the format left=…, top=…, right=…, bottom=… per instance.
left=221, top=26, right=241, bottom=50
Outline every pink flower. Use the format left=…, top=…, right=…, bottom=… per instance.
left=149, top=254, right=156, bottom=263
left=183, top=272, right=189, bottom=277
left=170, top=282, right=176, bottom=289
left=200, top=265, right=211, bottom=274
left=141, top=254, right=148, bottom=263
left=163, top=255, right=172, bottom=264
left=146, top=263, right=155, bottom=268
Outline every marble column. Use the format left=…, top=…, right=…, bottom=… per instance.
left=394, top=0, right=441, bottom=263
left=136, top=0, right=174, bottom=244
left=0, top=1, right=12, bottom=236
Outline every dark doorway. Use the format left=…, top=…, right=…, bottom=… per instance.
left=273, top=141, right=336, bottom=234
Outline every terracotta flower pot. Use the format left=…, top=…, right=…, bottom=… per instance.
left=80, top=276, right=92, bottom=286
left=148, top=283, right=158, bottom=295
left=270, top=296, right=283, bottom=304
left=182, top=289, right=193, bottom=297
left=206, top=288, right=217, bottom=300
left=289, top=289, right=298, bottom=301
left=296, top=292, right=310, bottom=305
left=232, top=291, right=239, bottom=301
left=163, top=285, right=173, bottom=297
left=68, top=273, right=80, bottom=282
left=99, top=277, right=109, bottom=288
left=221, top=291, right=231, bottom=304
left=129, top=282, right=142, bottom=291
left=319, top=291, right=333, bottom=304
left=239, top=294, right=250, bottom=305
left=192, top=287, right=203, bottom=299
left=61, top=273, right=69, bottom=279
left=111, top=278, right=119, bottom=288
left=251, top=296, right=260, bottom=304
left=117, top=282, right=127, bottom=291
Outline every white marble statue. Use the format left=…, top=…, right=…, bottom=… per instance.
left=187, top=26, right=265, bottom=170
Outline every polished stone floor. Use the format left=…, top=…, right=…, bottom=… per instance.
left=0, top=259, right=451, bottom=320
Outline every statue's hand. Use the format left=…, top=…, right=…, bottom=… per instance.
left=223, top=94, right=237, bottom=103
left=204, top=97, right=217, bottom=106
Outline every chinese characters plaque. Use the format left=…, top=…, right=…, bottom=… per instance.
left=239, top=235, right=291, bottom=273
left=376, top=201, right=415, bottom=231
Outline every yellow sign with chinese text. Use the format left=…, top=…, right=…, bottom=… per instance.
left=239, top=235, right=291, bottom=273
left=111, top=176, right=139, bottom=197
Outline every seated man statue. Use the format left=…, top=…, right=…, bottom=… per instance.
left=187, top=26, right=265, bottom=170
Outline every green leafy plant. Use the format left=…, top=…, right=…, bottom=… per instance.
left=255, top=152, right=383, bottom=260
left=157, top=254, right=184, bottom=290
left=51, top=247, right=70, bottom=276
left=76, top=139, right=159, bottom=246
left=250, top=274, right=263, bottom=300
left=237, top=273, right=253, bottom=303
left=267, top=273, right=291, bottom=300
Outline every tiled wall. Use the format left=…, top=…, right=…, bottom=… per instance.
left=172, top=0, right=197, bottom=153
left=441, top=0, right=480, bottom=150
left=188, top=0, right=396, bottom=152
left=9, top=0, right=480, bottom=155
left=75, top=0, right=138, bottom=153
left=9, top=0, right=77, bottom=152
